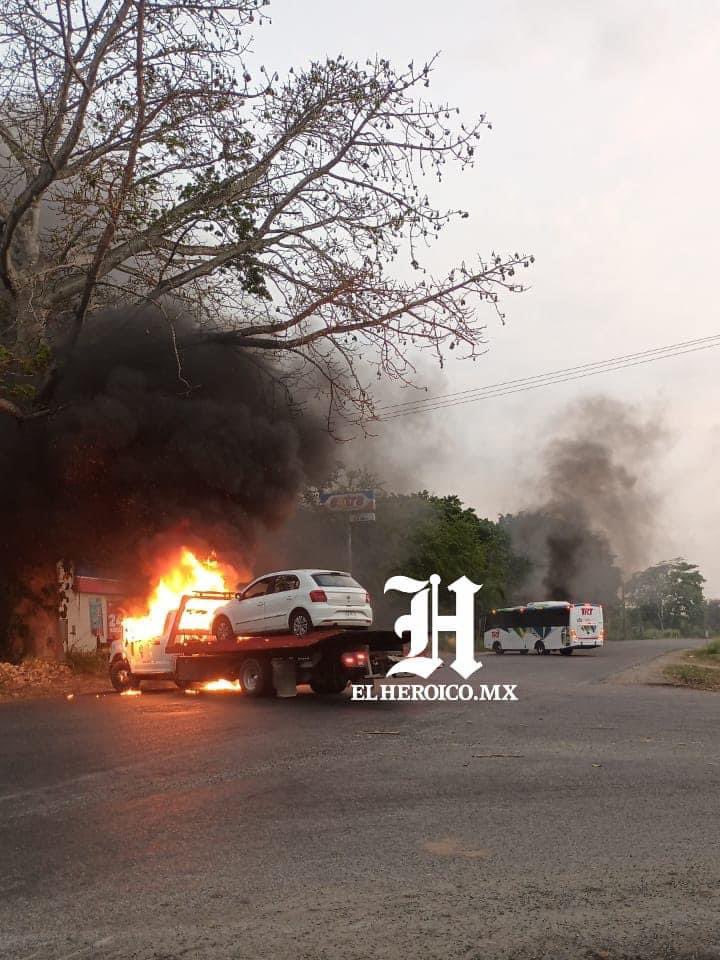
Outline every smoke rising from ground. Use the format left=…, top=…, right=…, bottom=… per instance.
left=504, top=396, right=663, bottom=604
left=0, top=310, right=333, bottom=655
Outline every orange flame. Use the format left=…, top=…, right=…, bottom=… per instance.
left=123, top=548, right=241, bottom=644
left=201, top=679, right=242, bottom=692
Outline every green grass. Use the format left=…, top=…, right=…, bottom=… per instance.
left=663, top=662, right=720, bottom=692
left=699, top=638, right=720, bottom=657
left=684, top=640, right=720, bottom=667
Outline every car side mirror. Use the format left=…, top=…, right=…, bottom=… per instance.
left=235, top=592, right=244, bottom=601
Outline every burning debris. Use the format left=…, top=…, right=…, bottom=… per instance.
left=200, top=679, right=242, bottom=692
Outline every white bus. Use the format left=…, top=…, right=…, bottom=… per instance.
left=482, top=601, right=604, bottom=655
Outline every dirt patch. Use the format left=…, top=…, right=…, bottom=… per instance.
left=607, top=648, right=690, bottom=687
left=609, top=647, right=720, bottom=692
left=663, top=661, right=720, bottom=692
left=0, top=658, right=109, bottom=701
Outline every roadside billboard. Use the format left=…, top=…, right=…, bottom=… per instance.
left=318, top=490, right=375, bottom=512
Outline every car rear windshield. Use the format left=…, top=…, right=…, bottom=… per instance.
left=312, top=572, right=362, bottom=588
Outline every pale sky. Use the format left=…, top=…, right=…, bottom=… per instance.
left=254, top=1, right=720, bottom=593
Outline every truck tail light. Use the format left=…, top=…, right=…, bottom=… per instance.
left=309, top=589, right=327, bottom=603
left=341, top=650, right=367, bottom=668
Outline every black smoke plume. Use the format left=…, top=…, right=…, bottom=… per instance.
left=502, top=396, right=662, bottom=605
left=0, top=311, right=332, bottom=657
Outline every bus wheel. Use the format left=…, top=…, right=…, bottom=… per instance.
left=492, top=641, right=503, bottom=655
left=534, top=640, right=545, bottom=655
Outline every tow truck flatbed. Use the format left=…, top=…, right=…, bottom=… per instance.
left=110, top=592, right=404, bottom=697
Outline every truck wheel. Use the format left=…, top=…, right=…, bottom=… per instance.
left=239, top=657, right=271, bottom=697
left=534, top=640, right=545, bottom=655
left=110, top=659, right=135, bottom=692
left=213, top=615, right=235, bottom=644
left=289, top=609, right=313, bottom=637
left=492, top=641, right=503, bottom=655
left=309, top=660, right=348, bottom=695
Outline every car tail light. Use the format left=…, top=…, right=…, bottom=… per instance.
left=309, top=589, right=327, bottom=603
left=341, top=650, right=367, bottom=668
left=365, top=592, right=371, bottom=604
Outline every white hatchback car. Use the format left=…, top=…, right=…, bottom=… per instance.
left=212, top=569, right=373, bottom=640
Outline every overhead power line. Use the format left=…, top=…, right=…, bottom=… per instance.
left=373, top=333, right=720, bottom=422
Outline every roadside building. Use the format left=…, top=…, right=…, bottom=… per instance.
left=57, top=561, right=128, bottom=653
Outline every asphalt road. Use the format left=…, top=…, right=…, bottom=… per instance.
left=1, top=638, right=719, bottom=960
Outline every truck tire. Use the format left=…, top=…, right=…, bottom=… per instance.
left=492, top=641, right=503, bottom=655
left=110, top=659, right=137, bottom=692
left=239, top=657, right=272, bottom=697
left=289, top=609, right=313, bottom=637
left=213, top=615, right=235, bottom=644
left=534, top=640, right=546, bottom=655
left=310, top=673, right=348, bottom=695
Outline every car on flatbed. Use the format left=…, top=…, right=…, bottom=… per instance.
left=109, top=590, right=397, bottom=698
left=211, top=569, right=373, bottom=641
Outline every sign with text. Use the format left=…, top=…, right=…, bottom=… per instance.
left=319, top=490, right=375, bottom=512
left=350, top=512, right=376, bottom=523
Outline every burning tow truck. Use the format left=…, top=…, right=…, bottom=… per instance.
left=109, top=551, right=403, bottom=697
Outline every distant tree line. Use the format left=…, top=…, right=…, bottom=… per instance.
left=255, top=473, right=528, bottom=627
left=622, top=559, right=708, bottom=637
left=258, top=472, right=714, bottom=638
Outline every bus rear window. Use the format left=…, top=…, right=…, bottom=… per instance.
left=485, top=607, right=570, bottom=630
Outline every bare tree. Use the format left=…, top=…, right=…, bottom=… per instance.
left=0, top=0, right=531, bottom=421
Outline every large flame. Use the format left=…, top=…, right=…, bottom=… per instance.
left=123, top=548, right=239, bottom=644
left=199, top=679, right=242, bottom=692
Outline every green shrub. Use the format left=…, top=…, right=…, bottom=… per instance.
left=702, top=638, right=720, bottom=657
left=643, top=628, right=681, bottom=640
left=64, top=648, right=108, bottom=675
